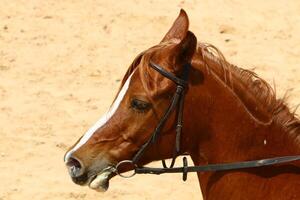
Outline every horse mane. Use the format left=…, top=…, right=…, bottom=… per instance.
left=118, top=41, right=300, bottom=140
left=197, top=43, right=300, bottom=139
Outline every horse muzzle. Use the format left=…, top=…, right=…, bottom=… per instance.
left=65, top=155, right=115, bottom=192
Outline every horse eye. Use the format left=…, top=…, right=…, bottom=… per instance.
left=130, top=99, right=151, bottom=112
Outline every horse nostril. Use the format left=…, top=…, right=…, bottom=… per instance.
left=66, top=157, right=81, bottom=168
left=66, top=156, right=84, bottom=177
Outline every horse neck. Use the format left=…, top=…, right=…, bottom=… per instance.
left=183, top=47, right=300, bottom=164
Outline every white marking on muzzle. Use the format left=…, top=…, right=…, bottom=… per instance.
left=64, top=72, right=134, bottom=162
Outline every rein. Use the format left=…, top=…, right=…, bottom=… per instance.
left=115, top=61, right=300, bottom=181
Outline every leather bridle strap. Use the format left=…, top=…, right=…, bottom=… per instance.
left=135, top=155, right=300, bottom=176
left=115, top=60, right=300, bottom=181
left=148, top=62, right=188, bottom=87
left=131, top=61, right=190, bottom=166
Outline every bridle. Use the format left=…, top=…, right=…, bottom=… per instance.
left=114, top=60, right=300, bottom=181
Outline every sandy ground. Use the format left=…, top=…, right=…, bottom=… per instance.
left=0, top=0, right=299, bottom=200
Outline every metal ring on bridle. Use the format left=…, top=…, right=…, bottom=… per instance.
left=115, top=160, right=137, bottom=178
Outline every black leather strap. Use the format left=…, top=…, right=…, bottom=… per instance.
left=131, top=61, right=190, bottom=165
left=135, top=155, right=300, bottom=175
left=116, top=60, right=300, bottom=182
left=149, top=61, right=188, bottom=87
left=132, top=91, right=181, bottom=163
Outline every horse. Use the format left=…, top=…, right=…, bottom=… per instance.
left=64, top=9, right=300, bottom=200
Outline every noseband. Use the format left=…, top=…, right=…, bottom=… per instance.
left=115, top=61, right=300, bottom=181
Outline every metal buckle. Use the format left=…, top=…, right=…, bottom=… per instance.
left=115, top=160, right=137, bottom=178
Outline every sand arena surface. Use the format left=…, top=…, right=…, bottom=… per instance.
left=0, top=0, right=299, bottom=199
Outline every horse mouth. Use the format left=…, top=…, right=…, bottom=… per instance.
left=88, top=166, right=116, bottom=192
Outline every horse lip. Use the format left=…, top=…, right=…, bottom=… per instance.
left=90, top=166, right=115, bottom=180
left=88, top=166, right=116, bottom=191
left=96, top=166, right=116, bottom=175
left=88, top=174, right=98, bottom=185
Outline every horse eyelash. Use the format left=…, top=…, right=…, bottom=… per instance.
left=129, top=105, right=148, bottom=114
left=130, top=99, right=151, bottom=113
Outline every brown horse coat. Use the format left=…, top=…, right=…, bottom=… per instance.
left=65, top=9, right=300, bottom=200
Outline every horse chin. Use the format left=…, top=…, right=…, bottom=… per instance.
left=88, top=167, right=115, bottom=192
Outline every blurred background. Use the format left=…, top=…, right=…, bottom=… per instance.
left=0, top=0, right=299, bottom=199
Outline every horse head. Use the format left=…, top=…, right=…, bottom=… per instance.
left=64, top=9, right=197, bottom=192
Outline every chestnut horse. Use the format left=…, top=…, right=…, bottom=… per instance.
left=64, top=10, right=300, bottom=199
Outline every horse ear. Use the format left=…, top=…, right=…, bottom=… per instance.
left=173, top=31, right=197, bottom=69
left=161, top=9, right=189, bottom=43
left=141, top=31, right=197, bottom=98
